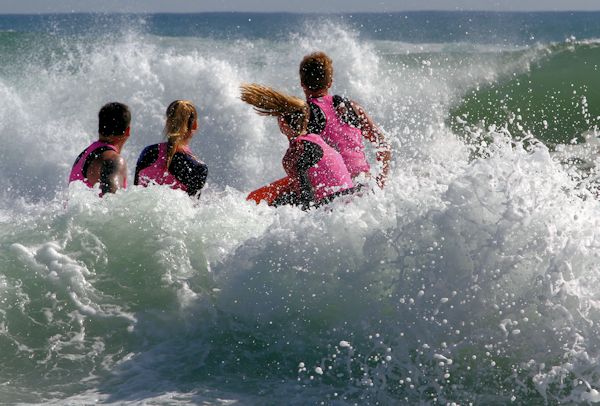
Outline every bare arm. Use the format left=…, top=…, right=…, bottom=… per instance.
left=349, top=100, right=392, bottom=188
left=99, top=153, right=127, bottom=195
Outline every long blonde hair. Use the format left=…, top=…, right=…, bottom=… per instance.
left=240, top=83, right=308, bottom=135
left=164, top=100, right=197, bottom=168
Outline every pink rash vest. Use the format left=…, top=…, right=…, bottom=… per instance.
left=69, top=141, right=127, bottom=188
left=136, top=142, right=189, bottom=192
left=308, top=95, right=370, bottom=178
left=284, top=133, right=353, bottom=202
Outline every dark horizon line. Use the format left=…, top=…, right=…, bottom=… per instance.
left=1, top=10, right=600, bottom=16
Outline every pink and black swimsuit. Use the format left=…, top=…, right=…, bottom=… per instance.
left=69, top=141, right=126, bottom=188
left=134, top=142, right=208, bottom=198
left=307, top=94, right=370, bottom=178
left=281, top=133, right=354, bottom=209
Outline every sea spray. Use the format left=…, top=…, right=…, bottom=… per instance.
left=2, top=12, right=600, bottom=405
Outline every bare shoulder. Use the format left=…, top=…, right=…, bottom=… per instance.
left=100, top=149, right=120, bottom=160
left=100, top=150, right=126, bottom=167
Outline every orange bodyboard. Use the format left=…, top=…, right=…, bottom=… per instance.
left=247, top=176, right=294, bottom=205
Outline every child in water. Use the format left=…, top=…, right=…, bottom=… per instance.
left=241, top=83, right=355, bottom=209
left=134, top=100, right=208, bottom=197
left=69, top=102, right=131, bottom=196
left=300, top=51, right=391, bottom=188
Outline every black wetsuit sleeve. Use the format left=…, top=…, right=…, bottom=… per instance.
left=134, top=144, right=160, bottom=185
left=81, top=146, right=112, bottom=180
left=307, top=102, right=326, bottom=134
left=169, top=152, right=208, bottom=198
left=333, top=95, right=361, bottom=127
left=296, top=140, right=323, bottom=209
left=73, top=149, right=86, bottom=168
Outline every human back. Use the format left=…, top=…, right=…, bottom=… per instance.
left=69, top=102, right=131, bottom=195
left=134, top=100, right=208, bottom=198
left=299, top=51, right=391, bottom=187
left=289, top=132, right=353, bottom=202
left=307, top=94, right=369, bottom=178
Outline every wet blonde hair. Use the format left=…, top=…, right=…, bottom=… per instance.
left=240, top=83, right=308, bottom=135
left=164, top=100, right=197, bottom=168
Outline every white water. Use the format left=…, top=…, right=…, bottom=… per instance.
left=2, top=20, right=600, bottom=405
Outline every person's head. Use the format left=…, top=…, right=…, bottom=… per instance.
left=164, top=100, right=198, bottom=139
left=98, top=102, right=131, bottom=138
left=299, top=51, right=333, bottom=94
left=164, top=100, right=198, bottom=167
left=240, top=83, right=308, bottom=140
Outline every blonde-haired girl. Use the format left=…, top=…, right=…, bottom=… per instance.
left=134, top=100, right=208, bottom=197
left=241, top=83, right=354, bottom=209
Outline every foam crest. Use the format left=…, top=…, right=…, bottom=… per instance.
left=2, top=16, right=600, bottom=404
left=3, top=126, right=600, bottom=404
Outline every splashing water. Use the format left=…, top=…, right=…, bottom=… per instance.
left=2, top=12, right=600, bottom=405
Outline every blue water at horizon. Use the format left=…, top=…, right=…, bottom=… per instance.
left=1, top=11, right=600, bottom=45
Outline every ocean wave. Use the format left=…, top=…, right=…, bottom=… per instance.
left=1, top=15, right=600, bottom=405
left=450, top=41, right=600, bottom=147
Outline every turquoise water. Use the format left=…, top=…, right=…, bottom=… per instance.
left=1, top=12, right=600, bottom=405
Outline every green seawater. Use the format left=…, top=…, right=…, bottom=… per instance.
left=450, top=42, right=600, bottom=145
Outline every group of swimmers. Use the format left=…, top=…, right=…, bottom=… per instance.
left=69, top=52, right=392, bottom=208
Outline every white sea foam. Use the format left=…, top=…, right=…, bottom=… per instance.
left=1, top=17, right=600, bottom=406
